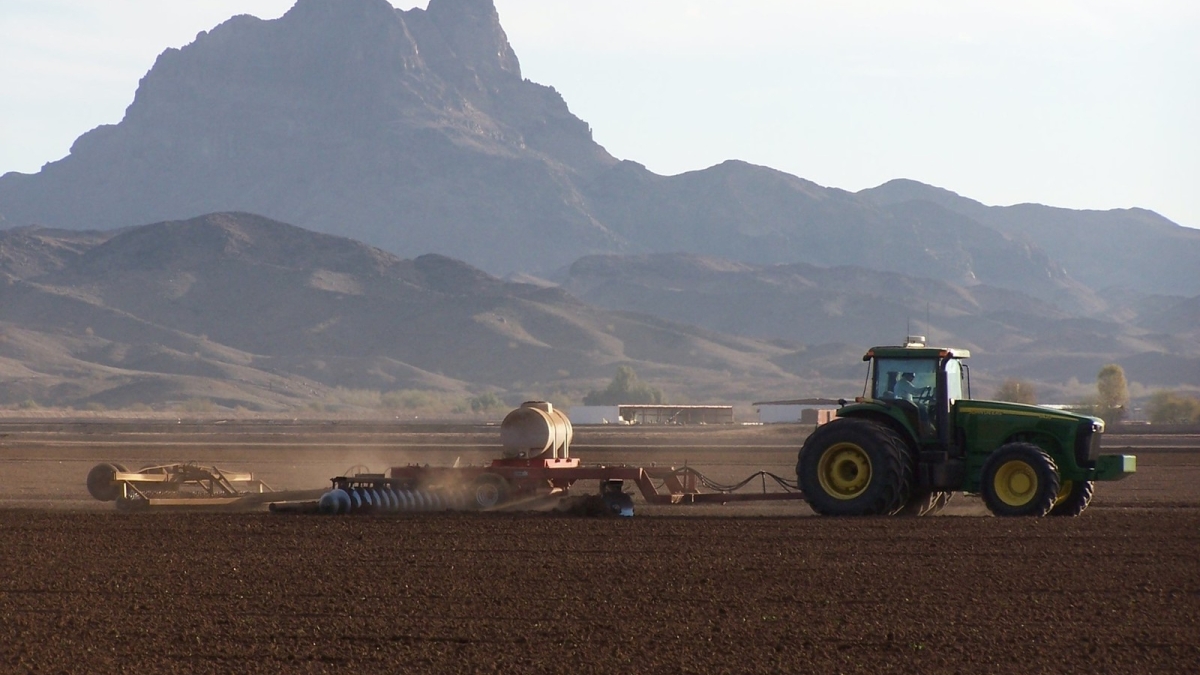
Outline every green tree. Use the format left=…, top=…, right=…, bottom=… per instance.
left=583, top=365, right=665, bottom=405
left=467, top=392, right=505, bottom=412
left=993, top=378, right=1037, bottom=405
left=1096, top=364, right=1129, bottom=424
left=1145, top=390, right=1200, bottom=424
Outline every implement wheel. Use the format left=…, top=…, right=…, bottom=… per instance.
left=981, top=443, right=1060, bottom=517
left=797, top=418, right=913, bottom=516
left=1049, top=479, right=1094, bottom=517
left=471, top=474, right=510, bottom=510
left=87, top=463, right=128, bottom=502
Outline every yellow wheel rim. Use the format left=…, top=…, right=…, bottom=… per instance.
left=817, top=442, right=872, bottom=500
left=1054, top=479, right=1073, bottom=507
left=994, top=460, right=1039, bottom=507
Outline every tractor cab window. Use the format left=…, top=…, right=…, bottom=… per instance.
left=874, top=358, right=938, bottom=437
left=873, top=358, right=936, bottom=405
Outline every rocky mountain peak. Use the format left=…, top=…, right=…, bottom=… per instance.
left=285, top=0, right=399, bottom=20
left=425, top=0, right=521, bottom=79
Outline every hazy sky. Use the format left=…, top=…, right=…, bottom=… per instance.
left=2, top=0, right=1197, bottom=228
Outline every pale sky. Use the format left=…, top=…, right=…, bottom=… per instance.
left=2, top=0, right=1197, bottom=228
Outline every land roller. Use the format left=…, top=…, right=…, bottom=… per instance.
left=85, top=462, right=325, bottom=509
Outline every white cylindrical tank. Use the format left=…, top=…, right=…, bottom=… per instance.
left=500, top=401, right=573, bottom=458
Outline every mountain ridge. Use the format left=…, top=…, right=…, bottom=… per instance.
left=1, top=214, right=1195, bottom=413
left=859, top=179, right=1200, bottom=296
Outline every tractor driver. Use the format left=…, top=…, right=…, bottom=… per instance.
left=893, top=371, right=936, bottom=436
left=894, top=372, right=921, bottom=402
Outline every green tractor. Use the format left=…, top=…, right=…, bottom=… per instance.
left=796, top=338, right=1135, bottom=517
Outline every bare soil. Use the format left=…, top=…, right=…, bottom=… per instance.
left=1, top=420, right=1198, bottom=674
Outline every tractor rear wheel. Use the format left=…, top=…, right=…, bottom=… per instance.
left=797, top=418, right=913, bottom=516
left=1049, top=479, right=1094, bottom=517
left=981, top=443, right=1060, bottom=517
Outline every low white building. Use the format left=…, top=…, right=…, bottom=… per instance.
left=567, top=405, right=621, bottom=425
left=757, top=404, right=806, bottom=424
left=568, top=404, right=736, bottom=425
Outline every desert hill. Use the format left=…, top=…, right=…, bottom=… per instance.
left=0, top=213, right=813, bottom=410
left=1, top=0, right=1196, bottom=306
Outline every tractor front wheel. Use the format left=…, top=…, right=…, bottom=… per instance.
left=1049, top=479, right=1094, bottom=517
left=797, top=418, right=913, bottom=516
left=981, top=443, right=1060, bottom=517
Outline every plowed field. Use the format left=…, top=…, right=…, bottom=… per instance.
left=2, top=420, right=1198, bottom=674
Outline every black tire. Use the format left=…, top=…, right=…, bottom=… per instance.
left=471, top=473, right=510, bottom=510
left=980, top=443, right=1060, bottom=517
left=87, top=463, right=126, bottom=502
left=1049, top=480, right=1094, bottom=517
left=797, top=418, right=914, bottom=516
left=899, top=490, right=953, bottom=516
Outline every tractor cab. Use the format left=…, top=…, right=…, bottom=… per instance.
left=859, top=336, right=968, bottom=447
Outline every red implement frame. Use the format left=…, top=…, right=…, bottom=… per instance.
left=388, top=457, right=804, bottom=505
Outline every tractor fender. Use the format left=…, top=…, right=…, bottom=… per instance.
left=837, top=404, right=918, bottom=451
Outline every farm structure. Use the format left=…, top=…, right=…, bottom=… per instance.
left=755, top=404, right=837, bottom=424
left=569, top=404, right=734, bottom=425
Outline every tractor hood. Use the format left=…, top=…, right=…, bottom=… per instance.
left=955, top=399, right=1106, bottom=433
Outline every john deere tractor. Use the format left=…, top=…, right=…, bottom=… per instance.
left=796, top=338, right=1135, bottom=517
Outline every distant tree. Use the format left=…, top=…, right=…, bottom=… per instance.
left=1145, top=390, right=1200, bottom=424
left=1096, top=364, right=1130, bottom=424
left=468, top=392, right=505, bottom=412
left=993, top=378, right=1037, bottom=405
left=583, top=366, right=664, bottom=405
